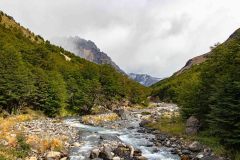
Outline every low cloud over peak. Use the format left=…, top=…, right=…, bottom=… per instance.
left=1, top=0, right=240, bottom=77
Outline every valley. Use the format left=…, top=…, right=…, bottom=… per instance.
left=0, top=2, right=240, bottom=160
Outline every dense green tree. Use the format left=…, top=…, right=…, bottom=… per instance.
left=31, top=68, right=68, bottom=117
left=0, top=49, right=34, bottom=114
left=152, top=37, right=240, bottom=153
left=201, top=40, right=240, bottom=148
left=0, top=11, right=149, bottom=117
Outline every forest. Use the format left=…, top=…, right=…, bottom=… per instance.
left=0, top=11, right=149, bottom=117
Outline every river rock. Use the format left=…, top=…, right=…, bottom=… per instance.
left=185, top=116, right=200, bottom=135
left=99, top=146, right=113, bottom=160
left=139, top=119, right=151, bottom=127
left=155, top=133, right=168, bottom=141
left=73, top=142, right=81, bottom=147
left=196, top=153, right=204, bottom=159
left=90, top=148, right=100, bottom=159
left=133, top=149, right=142, bottom=157
left=112, top=157, right=121, bottom=160
left=188, top=141, right=202, bottom=152
left=46, top=151, right=61, bottom=159
left=0, top=139, right=8, bottom=146
left=134, top=156, right=148, bottom=160
left=113, top=145, right=131, bottom=159
left=182, top=149, right=191, bottom=155
left=114, top=109, right=129, bottom=120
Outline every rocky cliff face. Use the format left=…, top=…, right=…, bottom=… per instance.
left=129, top=73, right=161, bottom=87
left=174, top=53, right=210, bottom=76
left=52, top=37, right=124, bottom=73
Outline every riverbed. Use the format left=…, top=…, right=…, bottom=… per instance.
left=64, top=108, right=180, bottom=160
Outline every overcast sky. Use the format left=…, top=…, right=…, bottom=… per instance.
left=1, top=0, right=240, bottom=77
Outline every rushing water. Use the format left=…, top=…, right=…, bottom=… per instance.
left=64, top=116, right=180, bottom=160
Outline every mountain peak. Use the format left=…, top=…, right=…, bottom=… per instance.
left=129, top=73, right=161, bottom=86
left=52, top=36, right=125, bottom=74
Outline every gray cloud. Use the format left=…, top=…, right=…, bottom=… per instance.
left=1, top=0, right=240, bottom=77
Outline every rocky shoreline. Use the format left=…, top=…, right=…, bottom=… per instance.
left=138, top=125, right=227, bottom=160
left=14, top=118, right=80, bottom=160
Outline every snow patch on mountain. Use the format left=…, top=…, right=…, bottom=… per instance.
left=129, top=73, right=161, bottom=87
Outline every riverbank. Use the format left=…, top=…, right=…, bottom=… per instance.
left=0, top=112, right=79, bottom=160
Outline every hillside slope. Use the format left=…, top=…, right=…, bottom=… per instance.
left=151, top=28, right=240, bottom=157
left=174, top=53, right=210, bottom=76
left=0, top=11, right=149, bottom=117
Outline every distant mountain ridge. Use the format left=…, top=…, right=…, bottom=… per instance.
left=129, top=73, right=161, bottom=87
left=52, top=37, right=124, bottom=73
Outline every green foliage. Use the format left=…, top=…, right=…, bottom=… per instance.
left=195, top=132, right=226, bottom=156
left=16, top=134, right=30, bottom=157
left=152, top=38, right=240, bottom=154
left=0, top=135, right=30, bottom=160
left=0, top=13, right=149, bottom=117
left=202, top=40, right=240, bottom=149
left=0, top=49, right=34, bottom=114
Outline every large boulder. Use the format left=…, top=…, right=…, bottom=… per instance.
left=188, top=141, right=203, bottom=152
left=90, top=148, right=100, bottom=159
left=114, top=109, right=129, bottom=120
left=185, top=116, right=200, bottom=135
left=113, top=145, right=131, bottom=159
left=99, top=146, right=113, bottom=160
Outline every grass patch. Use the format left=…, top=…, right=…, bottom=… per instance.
left=146, top=116, right=230, bottom=158
left=26, top=135, right=64, bottom=153
left=0, top=134, right=30, bottom=160
left=234, top=152, right=240, bottom=160
left=147, top=116, right=185, bottom=136
left=194, top=132, right=226, bottom=156
left=0, top=110, right=44, bottom=159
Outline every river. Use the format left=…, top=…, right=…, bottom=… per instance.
left=64, top=108, right=180, bottom=160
